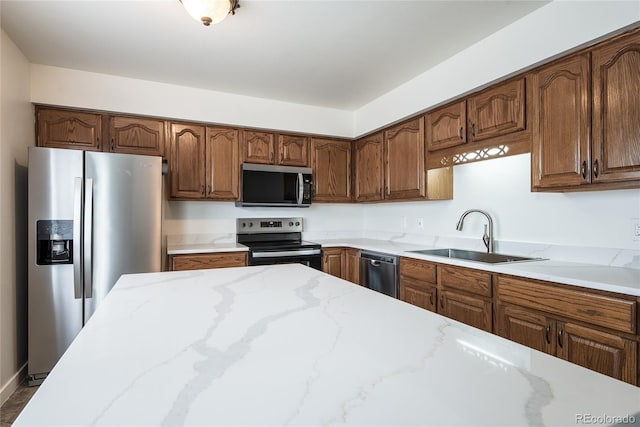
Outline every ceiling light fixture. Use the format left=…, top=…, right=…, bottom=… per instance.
left=180, top=0, right=240, bottom=26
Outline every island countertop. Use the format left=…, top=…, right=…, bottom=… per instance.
left=15, top=264, right=640, bottom=426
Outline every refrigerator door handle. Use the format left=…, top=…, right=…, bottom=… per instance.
left=84, top=178, right=94, bottom=299
left=73, top=177, right=83, bottom=299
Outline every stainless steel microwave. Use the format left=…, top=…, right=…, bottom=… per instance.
left=236, top=163, right=313, bottom=207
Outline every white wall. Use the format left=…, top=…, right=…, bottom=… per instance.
left=354, top=1, right=640, bottom=135
left=362, top=154, right=640, bottom=251
left=0, top=29, right=33, bottom=403
left=30, top=65, right=354, bottom=138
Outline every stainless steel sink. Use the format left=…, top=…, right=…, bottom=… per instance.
left=407, top=248, right=544, bottom=264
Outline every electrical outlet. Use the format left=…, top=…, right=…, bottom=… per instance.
left=417, top=218, right=424, bottom=229
left=633, top=218, right=640, bottom=241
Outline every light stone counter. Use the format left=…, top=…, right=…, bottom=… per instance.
left=317, top=238, right=640, bottom=296
left=14, top=265, right=640, bottom=426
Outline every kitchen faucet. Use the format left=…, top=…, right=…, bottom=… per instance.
left=456, top=209, right=494, bottom=253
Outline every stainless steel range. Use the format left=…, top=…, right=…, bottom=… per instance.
left=237, top=217, right=322, bottom=270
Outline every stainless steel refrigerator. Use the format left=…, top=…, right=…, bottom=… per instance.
left=27, top=147, right=162, bottom=384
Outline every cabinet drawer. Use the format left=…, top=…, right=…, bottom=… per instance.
left=400, top=257, right=437, bottom=284
left=171, top=252, right=247, bottom=271
left=439, top=265, right=492, bottom=297
left=496, top=275, right=636, bottom=334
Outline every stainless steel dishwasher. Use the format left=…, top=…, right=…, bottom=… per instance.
left=359, top=250, right=399, bottom=298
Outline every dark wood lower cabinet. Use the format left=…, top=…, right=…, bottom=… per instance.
left=400, top=278, right=436, bottom=312
left=322, top=247, right=344, bottom=279
left=439, top=289, right=492, bottom=332
left=558, top=321, right=637, bottom=385
left=170, top=252, right=247, bottom=271
left=496, top=303, right=556, bottom=354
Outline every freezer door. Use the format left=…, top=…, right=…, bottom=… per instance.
left=84, top=152, right=161, bottom=322
left=28, top=147, right=84, bottom=378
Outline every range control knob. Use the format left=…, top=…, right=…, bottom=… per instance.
left=289, top=221, right=294, bottom=227
left=248, top=222, right=253, bottom=228
left=242, top=222, right=246, bottom=228
left=295, top=221, right=301, bottom=226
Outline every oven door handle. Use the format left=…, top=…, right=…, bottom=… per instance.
left=252, top=249, right=321, bottom=258
left=297, top=172, right=304, bottom=205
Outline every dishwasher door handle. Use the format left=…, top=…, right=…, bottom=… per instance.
left=370, top=259, right=382, bottom=267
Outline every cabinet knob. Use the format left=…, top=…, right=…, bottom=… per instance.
left=207, top=184, right=212, bottom=195
left=557, top=328, right=564, bottom=348
left=200, top=185, right=205, bottom=196
left=593, top=159, right=599, bottom=179
left=471, top=123, right=476, bottom=139
left=429, top=292, right=434, bottom=306
left=581, top=161, right=587, bottom=180
left=458, top=126, right=463, bottom=140
left=440, top=295, right=444, bottom=309
left=110, top=138, right=115, bottom=151
left=545, top=325, right=551, bottom=344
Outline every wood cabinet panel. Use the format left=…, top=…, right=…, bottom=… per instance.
left=467, top=78, right=526, bottom=142
left=438, top=289, right=492, bottom=332
left=399, top=257, right=437, bottom=284
left=169, top=123, right=205, bottom=199
left=400, top=278, right=436, bottom=312
left=425, top=101, right=466, bottom=151
left=109, top=116, right=165, bottom=156
left=37, top=108, right=102, bottom=151
left=384, top=118, right=425, bottom=200
left=205, top=126, right=239, bottom=200
left=171, top=252, right=247, bottom=271
left=439, top=265, right=492, bottom=298
left=496, top=303, right=556, bottom=354
left=496, top=275, right=636, bottom=334
left=243, top=130, right=275, bottom=164
left=531, top=54, right=591, bottom=189
left=322, top=247, right=344, bottom=278
left=591, top=30, right=640, bottom=184
left=354, top=132, right=384, bottom=202
left=277, top=134, right=309, bottom=166
left=557, top=321, right=637, bottom=385
left=311, top=138, right=351, bottom=202
left=344, top=248, right=361, bottom=284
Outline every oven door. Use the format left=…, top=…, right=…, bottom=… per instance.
left=249, top=249, right=322, bottom=270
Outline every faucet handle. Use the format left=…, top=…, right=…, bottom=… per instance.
left=482, top=224, right=490, bottom=253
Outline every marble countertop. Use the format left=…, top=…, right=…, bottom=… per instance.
left=165, top=237, right=640, bottom=296
left=14, top=265, right=640, bottom=426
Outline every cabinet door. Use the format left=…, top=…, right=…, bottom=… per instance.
left=495, top=304, right=556, bottom=354
left=322, top=248, right=344, bottom=278
left=344, top=248, right=361, bottom=284
left=400, top=278, right=436, bottom=312
left=591, top=30, right=640, bottom=184
left=243, top=130, right=275, bottom=164
left=277, top=134, right=309, bottom=166
left=37, top=108, right=102, bottom=151
left=531, top=54, right=591, bottom=189
left=205, top=126, right=240, bottom=200
left=438, top=289, right=492, bottom=332
left=557, top=321, right=637, bottom=385
left=467, top=78, right=526, bottom=142
left=171, top=252, right=247, bottom=271
left=169, top=123, right=205, bottom=199
left=425, top=101, right=466, bottom=151
left=109, top=116, right=165, bottom=156
left=311, top=138, right=351, bottom=202
left=354, top=132, right=384, bottom=202
left=384, top=117, right=425, bottom=200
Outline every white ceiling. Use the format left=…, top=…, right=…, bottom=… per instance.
left=1, top=0, right=548, bottom=110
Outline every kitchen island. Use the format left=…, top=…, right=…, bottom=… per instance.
left=14, top=264, right=640, bottom=426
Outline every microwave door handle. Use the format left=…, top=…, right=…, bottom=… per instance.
left=297, top=172, right=303, bottom=204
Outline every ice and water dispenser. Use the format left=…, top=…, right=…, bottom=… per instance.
left=36, top=220, right=73, bottom=265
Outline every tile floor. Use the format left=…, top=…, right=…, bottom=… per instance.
left=0, top=380, right=38, bottom=427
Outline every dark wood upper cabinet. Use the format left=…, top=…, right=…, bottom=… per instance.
left=591, top=29, right=640, bottom=184
left=425, top=100, right=466, bottom=151
left=242, top=130, right=275, bottom=164
left=467, top=78, right=526, bottom=142
left=37, top=108, right=103, bottom=151
left=109, top=115, right=165, bottom=156
left=205, top=126, right=239, bottom=200
left=311, top=138, right=351, bottom=202
left=353, top=132, right=384, bottom=202
left=277, top=134, right=309, bottom=166
left=169, top=123, right=206, bottom=199
left=531, top=53, right=591, bottom=189
left=384, top=117, right=425, bottom=200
